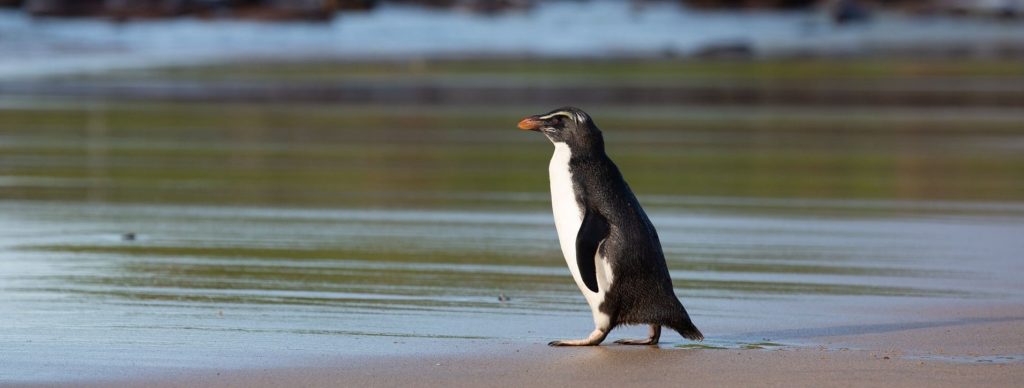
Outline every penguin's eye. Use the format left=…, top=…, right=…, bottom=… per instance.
left=551, top=117, right=568, bottom=129
left=540, top=118, right=561, bottom=133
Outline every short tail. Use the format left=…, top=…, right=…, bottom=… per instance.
left=669, top=312, right=704, bottom=341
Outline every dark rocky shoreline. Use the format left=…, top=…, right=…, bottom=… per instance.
left=1, top=0, right=1018, bottom=21
left=2, top=0, right=529, bottom=20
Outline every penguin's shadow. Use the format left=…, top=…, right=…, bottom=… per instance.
left=575, top=316, right=1024, bottom=351
left=725, top=315, right=1024, bottom=342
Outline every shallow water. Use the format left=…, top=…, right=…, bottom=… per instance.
left=2, top=65, right=1024, bottom=381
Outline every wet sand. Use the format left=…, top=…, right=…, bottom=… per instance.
left=46, top=302, right=1019, bottom=388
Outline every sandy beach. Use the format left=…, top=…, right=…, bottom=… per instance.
left=28, top=302, right=1011, bottom=388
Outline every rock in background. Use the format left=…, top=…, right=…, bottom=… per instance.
left=17, top=0, right=381, bottom=20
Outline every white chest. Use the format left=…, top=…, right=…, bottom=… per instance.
left=548, top=144, right=612, bottom=311
left=549, top=143, right=583, bottom=266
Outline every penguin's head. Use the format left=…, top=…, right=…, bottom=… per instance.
left=518, top=106, right=603, bottom=150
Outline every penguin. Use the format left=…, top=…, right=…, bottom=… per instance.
left=517, top=107, right=703, bottom=346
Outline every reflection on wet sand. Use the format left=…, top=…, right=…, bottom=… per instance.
left=1, top=59, right=1023, bottom=382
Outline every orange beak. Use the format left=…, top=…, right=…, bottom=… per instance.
left=517, top=117, right=543, bottom=131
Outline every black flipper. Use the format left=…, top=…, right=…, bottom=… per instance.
left=575, top=208, right=610, bottom=293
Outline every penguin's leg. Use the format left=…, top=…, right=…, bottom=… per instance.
left=548, top=328, right=608, bottom=346
left=548, top=311, right=611, bottom=346
left=613, top=324, right=661, bottom=345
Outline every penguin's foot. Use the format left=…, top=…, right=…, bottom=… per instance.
left=614, top=324, right=661, bottom=346
left=548, top=329, right=608, bottom=346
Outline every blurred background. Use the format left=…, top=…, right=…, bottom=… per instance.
left=2, top=0, right=1023, bottom=382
